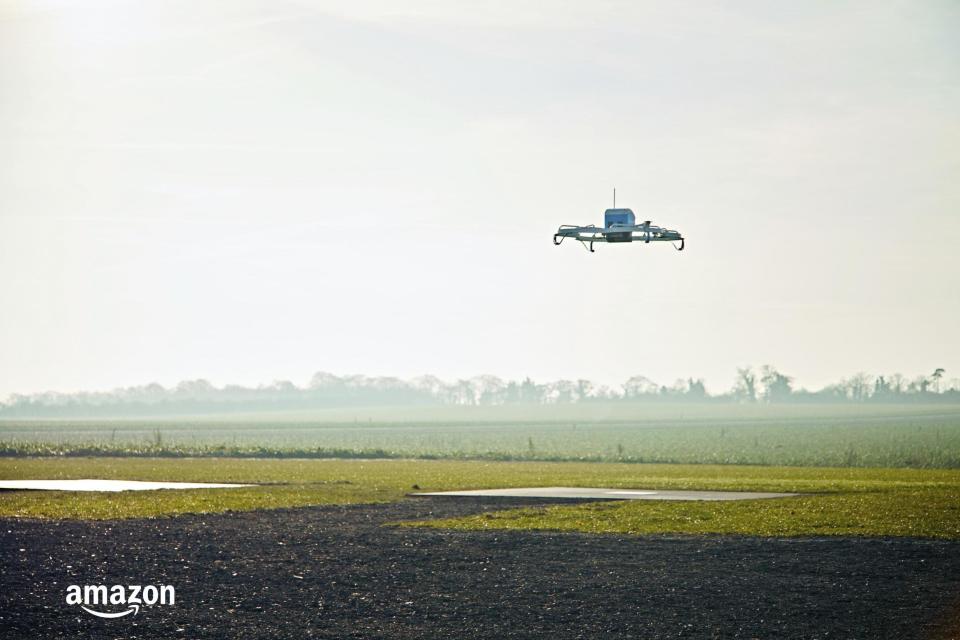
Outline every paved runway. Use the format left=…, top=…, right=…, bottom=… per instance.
left=3, top=499, right=957, bottom=639
left=411, top=486, right=798, bottom=501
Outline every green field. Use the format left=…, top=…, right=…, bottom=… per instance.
left=3, top=403, right=960, bottom=468
left=1, top=457, right=959, bottom=539
left=3, top=404, right=958, bottom=537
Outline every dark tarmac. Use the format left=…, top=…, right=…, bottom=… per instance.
left=2, top=498, right=958, bottom=639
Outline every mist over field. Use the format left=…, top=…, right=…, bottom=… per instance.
left=1, top=366, right=956, bottom=418
left=4, top=367, right=956, bottom=469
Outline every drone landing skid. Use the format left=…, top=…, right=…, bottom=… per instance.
left=553, top=222, right=684, bottom=253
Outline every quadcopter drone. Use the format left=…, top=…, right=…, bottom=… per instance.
left=553, top=196, right=684, bottom=253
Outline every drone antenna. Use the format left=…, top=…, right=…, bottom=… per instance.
left=613, top=187, right=616, bottom=208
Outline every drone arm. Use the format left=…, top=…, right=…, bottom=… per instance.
left=554, top=221, right=683, bottom=251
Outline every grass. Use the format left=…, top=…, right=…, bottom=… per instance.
left=1, top=457, right=959, bottom=539
left=3, top=403, right=960, bottom=468
left=403, top=490, right=960, bottom=539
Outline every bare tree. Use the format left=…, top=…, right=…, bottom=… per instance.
left=622, top=375, right=658, bottom=399
left=471, top=375, right=506, bottom=405
left=845, top=372, right=873, bottom=401
left=519, top=377, right=540, bottom=403
left=932, top=368, right=946, bottom=394
left=760, top=365, right=793, bottom=402
left=575, top=379, right=595, bottom=402
left=686, top=378, right=707, bottom=399
left=451, top=379, right=476, bottom=405
left=545, top=380, right=577, bottom=403
left=889, top=373, right=906, bottom=395
left=873, top=376, right=890, bottom=398
left=592, top=384, right=616, bottom=400
left=734, top=367, right=757, bottom=403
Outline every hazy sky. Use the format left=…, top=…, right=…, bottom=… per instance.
left=1, top=0, right=958, bottom=398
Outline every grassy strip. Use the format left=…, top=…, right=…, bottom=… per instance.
left=1, top=458, right=959, bottom=539
left=401, top=489, right=960, bottom=539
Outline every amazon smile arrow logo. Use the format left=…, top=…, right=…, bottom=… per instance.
left=67, top=584, right=175, bottom=618
left=81, top=603, right=140, bottom=618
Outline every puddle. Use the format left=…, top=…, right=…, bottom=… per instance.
left=412, top=487, right=798, bottom=501
left=0, top=479, right=255, bottom=492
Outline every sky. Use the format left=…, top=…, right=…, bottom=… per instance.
left=1, top=0, right=958, bottom=399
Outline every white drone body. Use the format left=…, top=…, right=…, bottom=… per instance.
left=553, top=207, right=684, bottom=253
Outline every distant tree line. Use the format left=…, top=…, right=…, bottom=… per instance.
left=0, top=367, right=957, bottom=417
left=728, top=366, right=956, bottom=404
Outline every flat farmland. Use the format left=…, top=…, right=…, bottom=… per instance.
left=2, top=403, right=959, bottom=467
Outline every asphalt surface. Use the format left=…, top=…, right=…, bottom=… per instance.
left=2, top=498, right=959, bottom=639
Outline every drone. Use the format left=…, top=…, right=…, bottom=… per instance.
left=553, top=192, right=684, bottom=253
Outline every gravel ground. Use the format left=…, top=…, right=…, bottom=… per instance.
left=2, top=497, right=959, bottom=639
